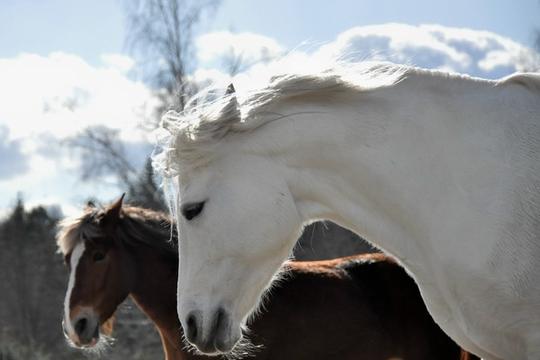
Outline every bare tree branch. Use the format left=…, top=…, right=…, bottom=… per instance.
left=65, top=0, right=221, bottom=206
left=124, top=0, right=220, bottom=112
left=66, top=126, right=166, bottom=208
left=66, top=126, right=136, bottom=185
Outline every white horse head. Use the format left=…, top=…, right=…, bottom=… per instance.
left=155, top=79, right=313, bottom=354
left=154, top=64, right=540, bottom=359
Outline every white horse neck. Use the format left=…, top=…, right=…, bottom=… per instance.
left=239, top=70, right=540, bottom=357
left=246, top=72, right=536, bottom=262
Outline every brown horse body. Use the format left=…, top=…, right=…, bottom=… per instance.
left=57, top=200, right=478, bottom=360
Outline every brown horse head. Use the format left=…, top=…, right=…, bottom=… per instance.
left=58, top=194, right=136, bottom=348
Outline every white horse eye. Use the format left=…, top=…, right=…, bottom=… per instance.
left=182, top=201, right=205, bottom=221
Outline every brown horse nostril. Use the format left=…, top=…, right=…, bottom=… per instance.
left=186, top=312, right=198, bottom=343
left=74, top=317, right=88, bottom=336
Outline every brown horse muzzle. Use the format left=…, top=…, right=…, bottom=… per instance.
left=66, top=308, right=100, bottom=347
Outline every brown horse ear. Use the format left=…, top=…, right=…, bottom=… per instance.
left=100, top=193, right=125, bottom=228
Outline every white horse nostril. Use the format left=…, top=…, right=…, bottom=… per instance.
left=184, top=307, right=234, bottom=354
left=185, top=311, right=199, bottom=343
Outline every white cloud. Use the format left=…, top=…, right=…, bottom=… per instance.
left=196, top=31, right=284, bottom=69
left=0, top=52, right=159, bottom=215
left=316, top=24, right=470, bottom=66
left=313, top=23, right=539, bottom=78
left=195, top=25, right=539, bottom=90
left=191, top=68, right=233, bottom=88
left=0, top=52, right=157, bottom=143
left=100, top=53, right=135, bottom=74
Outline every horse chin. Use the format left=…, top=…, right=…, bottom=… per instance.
left=76, top=329, right=115, bottom=355
left=182, top=314, right=243, bottom=356
left=190, top=332, right=243, bottom=357
left=67, top=320, right=115, bottom=353
left=80, top=337, right=99, bottom=349
left=190, top=327, right=260, bottom=358
left=74, top=326, right=100, bottom=348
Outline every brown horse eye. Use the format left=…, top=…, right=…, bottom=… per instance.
left=93, top=252, right=105, bottom=262
left=182, top=201, right=205, bottom=221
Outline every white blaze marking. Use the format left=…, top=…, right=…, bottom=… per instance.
left=64, top=242, right=85, bottom=337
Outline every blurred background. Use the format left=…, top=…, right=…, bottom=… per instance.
left=0, top=0, right=539, bottom=358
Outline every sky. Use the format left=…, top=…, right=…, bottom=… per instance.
left=0, top=0, right=539, bottom=217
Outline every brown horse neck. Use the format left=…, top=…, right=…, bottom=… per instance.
left=127, top=246, right=189, bottom=360
left=159, top=331, right=187, bottom=360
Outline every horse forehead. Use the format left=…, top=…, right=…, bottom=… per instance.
left=66, top=241, right=86, bottom=307
left=70, top=242, right=86, bottom=269
left=178, top=166, right=217, bottom=193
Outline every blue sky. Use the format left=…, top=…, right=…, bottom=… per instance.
left=0, top=0, right=539, bottom=217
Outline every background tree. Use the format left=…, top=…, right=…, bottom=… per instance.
left=67, top=126, right=137, bottom=186
left=68, top=0, right=221, bottom=207
left=0, top=197, right=81, bottom=359
left=125, top=0, right=220, bottom=112
left=127, top=157, right=166, bottom=211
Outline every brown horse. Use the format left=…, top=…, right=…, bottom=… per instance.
left=57, top=197, right=478, bottom=360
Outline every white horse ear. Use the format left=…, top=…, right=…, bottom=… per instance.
left=221, top=84, right=240, bottom=122
left=225, top=83, right=236, bottom=95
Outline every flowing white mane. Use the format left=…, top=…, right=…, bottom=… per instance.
left=155, top=62, right=540, bottom=176
left=153, top=62, right=411, bottom=176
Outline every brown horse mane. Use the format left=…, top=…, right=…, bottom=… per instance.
left=56, top=203, right=177, bottom=257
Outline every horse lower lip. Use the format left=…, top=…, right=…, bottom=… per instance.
left=195, top=336, right=235, bottom=355
left=79, top=337, right=98, bottom=348
left=215, top=335, right=236, bottom=353
left=215, top=341, right=232, bottom=353
left=195, top=339, right=223, bottom=355
left=197, top=346, right=222, bottom=355
left=76, top=327, right=99, bottom=347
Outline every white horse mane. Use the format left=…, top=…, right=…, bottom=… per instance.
left=153, top=60, right=539, bottom=176
left=153, top=62, right=415, bottom=176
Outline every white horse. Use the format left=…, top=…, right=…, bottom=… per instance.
left=154, top=62, right=540, bottom=359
